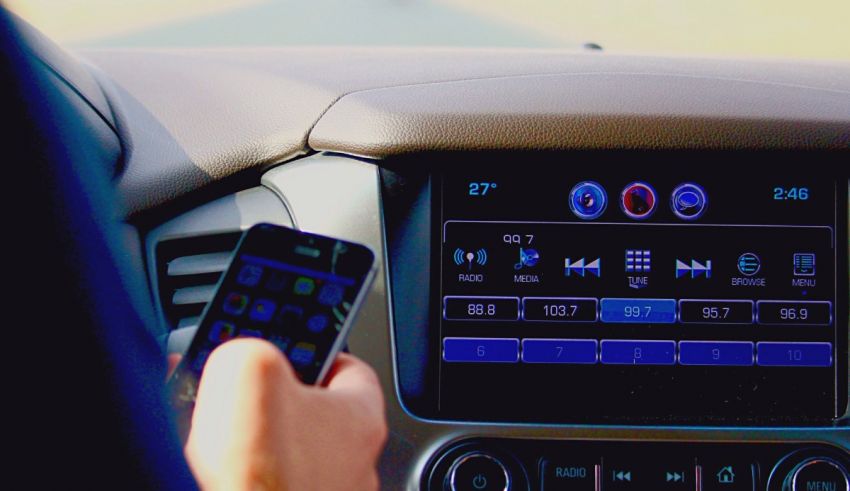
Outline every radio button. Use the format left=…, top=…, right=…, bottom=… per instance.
left=541, top=458, right=597, bottom=491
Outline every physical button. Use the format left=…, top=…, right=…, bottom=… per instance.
left=791, top=458, right=849, bottom=491
left=700, top=460, right=754, bottom=491
left=541, top=458, right=596, bottom=491
left=447, top=452, right=511, bottom=491
left=603, top=460, right=694, bottom=490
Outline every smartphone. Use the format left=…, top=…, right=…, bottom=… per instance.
left=168, top=223, right=376, bottom=436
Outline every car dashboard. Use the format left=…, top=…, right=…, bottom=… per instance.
left=18, top=15, right=849, bottom=489
left=150, top=152, right=849, bottom=491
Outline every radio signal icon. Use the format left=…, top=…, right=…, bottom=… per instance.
left=454, top=248, right=488, bottom=270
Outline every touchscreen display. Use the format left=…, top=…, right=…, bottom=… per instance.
left=438, top=165, right=845, bottom=424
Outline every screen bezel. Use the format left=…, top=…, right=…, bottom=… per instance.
left=381, top=150, right=849, bottom=426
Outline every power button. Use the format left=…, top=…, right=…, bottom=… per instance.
left=447, top=452, right=511, bottom=491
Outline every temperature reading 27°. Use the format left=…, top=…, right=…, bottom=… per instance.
left=468, top=182, right=498, bottom=196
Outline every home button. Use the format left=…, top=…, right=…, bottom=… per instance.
left=700, top=461, right=754, bottom=491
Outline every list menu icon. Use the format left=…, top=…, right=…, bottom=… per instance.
left=793, top=253, right=815, bottom=276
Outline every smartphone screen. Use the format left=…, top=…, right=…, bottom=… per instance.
left=168, top=223, right=376, bottom=427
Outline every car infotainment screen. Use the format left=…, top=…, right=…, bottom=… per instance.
left=436, top=161, right=846, bottom=424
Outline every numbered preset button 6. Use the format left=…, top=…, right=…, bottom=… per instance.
left=443, top=338, right=520, bottom=363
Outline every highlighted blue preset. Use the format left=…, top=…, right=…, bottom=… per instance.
left=679, top=341, right=754, bottom=366
left=756, top=342, right=832, bottom=367
left=443, top=337, right=519, bottom=363
left=521, top=339, right=598, bottom=364
left=600, top=340, right=676, bottom=365
left=569, top=181, right=608, bottom=220
left=600, top=298, right=676, bottom=324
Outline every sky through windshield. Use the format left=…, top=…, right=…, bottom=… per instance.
left=7, top=0, right=850, bottom=59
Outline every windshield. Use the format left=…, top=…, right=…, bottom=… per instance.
left=7, top=0, right=850, bottom=59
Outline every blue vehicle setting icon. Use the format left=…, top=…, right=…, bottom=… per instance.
left=670, top=182, right=708, bottom=220
left=569, top=181, right=607, bottom=220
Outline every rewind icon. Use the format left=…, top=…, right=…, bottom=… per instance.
left=564, top=257, right=601, bottom=277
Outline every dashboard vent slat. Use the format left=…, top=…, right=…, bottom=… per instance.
left=155, top=232, right=243, bottom=332
left=167, top=251, right=232, bottom=276
left=172, top=284, right=217, bottom=306
left=177, top=316, right=201, bottom=330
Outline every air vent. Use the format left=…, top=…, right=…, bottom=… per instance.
left=155, top=232, right=243, bottom=331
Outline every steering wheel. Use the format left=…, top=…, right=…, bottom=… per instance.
left=1, top=9, right=196, bottom=488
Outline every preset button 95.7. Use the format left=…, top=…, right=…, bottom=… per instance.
left=678, top=300, right=753, bottom=324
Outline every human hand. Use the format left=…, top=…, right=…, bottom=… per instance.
left=181, top=338, right=387, bottom=491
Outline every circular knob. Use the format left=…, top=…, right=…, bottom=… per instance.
left=787, top=458, right=849, bottom=491
left=446, top=452, right=511, bottom=491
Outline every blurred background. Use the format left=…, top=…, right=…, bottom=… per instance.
left=6, top=0, right=850, bottom=59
